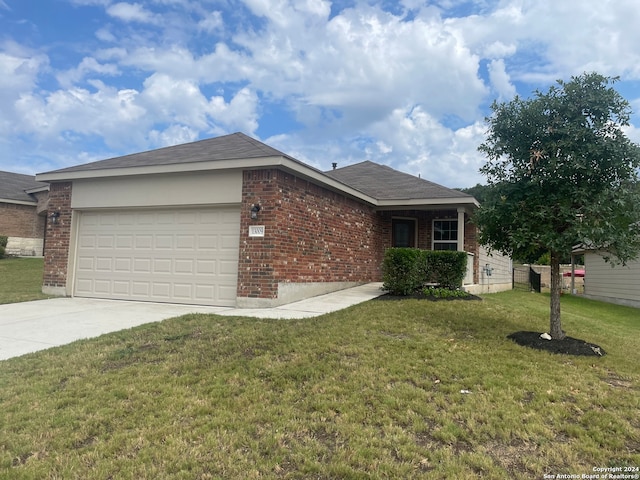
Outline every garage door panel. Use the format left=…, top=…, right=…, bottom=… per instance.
left=74, top=207, right=240, bottom=306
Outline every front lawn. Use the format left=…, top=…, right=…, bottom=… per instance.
left=1, top=291, right=638, bottom=478
left=0, top=257, right=49, bottom=304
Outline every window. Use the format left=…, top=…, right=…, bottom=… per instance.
left=392, top=218, right=416, bottom=248
left=433, top=219, right=458, bottom=251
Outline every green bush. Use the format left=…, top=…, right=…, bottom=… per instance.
left=382, top=248, right=425, bottom=295
left=0, top=235, right=7, bottom=259
left=382, top=248, right=468, bottom=295
left=424, top=250, right=468, bottom=289
left=422, top=286, right=469, bottom=299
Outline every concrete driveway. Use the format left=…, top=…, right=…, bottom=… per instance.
left=0, top=283, right=384, bottom=361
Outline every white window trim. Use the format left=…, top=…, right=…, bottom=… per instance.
left=432, top=218, right=458, bottom=251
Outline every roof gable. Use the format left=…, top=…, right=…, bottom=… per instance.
left=0, top=171, right=48, bottom=203
left=324, top=161, right=474, bottom=202
left=41, top=132, right=293, bottom=175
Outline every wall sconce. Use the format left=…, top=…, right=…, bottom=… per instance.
left=49, top=211, right=60, bottom=225
left=483, top=263, right=493, bottom=276
left=250, top=204, right=261, bottom=220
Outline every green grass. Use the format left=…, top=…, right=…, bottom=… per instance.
left=1, top=291, right=638, bottom=479
left=0, top=257, right=50, bottom=304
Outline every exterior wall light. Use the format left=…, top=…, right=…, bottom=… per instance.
left=250, top=204, right=261, bottom=220
left=49, top=211, right=60, bottom=225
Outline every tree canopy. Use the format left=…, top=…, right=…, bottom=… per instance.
left=475, top=72, right=640, bottom=339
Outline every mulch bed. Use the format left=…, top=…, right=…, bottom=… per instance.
left=507, top=331, right=606, bottom=357
left=374, top=292, right=482, bottom=302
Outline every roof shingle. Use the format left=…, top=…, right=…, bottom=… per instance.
left=41, top=132, right=294, bottom=175
left=324, top=161, right=473, bottom=201
left=0, top=171, right=48, bottom=203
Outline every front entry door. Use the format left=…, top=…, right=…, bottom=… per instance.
left=392, top=219, right=416, bottom=248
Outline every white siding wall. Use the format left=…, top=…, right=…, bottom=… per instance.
left=584, top=252, right=640, bottom=308
left=465, top=246, right=512, bottom=294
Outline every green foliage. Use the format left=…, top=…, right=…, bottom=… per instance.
left=476, top=73, right=640, bottom=265
left=0, top=235, right=7, bottom=259
left=475, top=72, right=640, bottom=338
left=422, top=286, right=469, bottom=299
left=381, top=248, right=425, bottom=295
left=424, top=250, right=468, bottom=289
left=382, top=248, right=467, bottom=295
left=456, top=183, right=491, bottom=203
left=535, top=252, right=551, bottom=265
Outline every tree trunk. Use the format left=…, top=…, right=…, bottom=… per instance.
left=549, top=250, right=566, bottom=340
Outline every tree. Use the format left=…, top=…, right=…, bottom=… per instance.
left=456, top=184, right=491, bottom=204
left=475, top=73, right=640, bottom=340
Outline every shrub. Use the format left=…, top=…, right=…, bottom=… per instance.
left=382, top=248, right=425, bottom=295
left=424, top=250, right=468, bottom=289
left=422, top=286, right=469, bottom=299
left=0, top=235, right=7, bottom=259
left=382, top=248, right=468, bottom=295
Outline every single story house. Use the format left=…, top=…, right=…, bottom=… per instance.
left=36, top=132, right=511, bottom=307
left=0, top=171, right=50, bottom=256
left=573, top=246, right=640, bottom=309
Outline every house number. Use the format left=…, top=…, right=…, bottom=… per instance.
left=249, top=225, right=265, bottom=237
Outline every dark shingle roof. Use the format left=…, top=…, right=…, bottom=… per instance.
left=0, top=171, right=48, bottom=203
left=324, top=161, right=473, bottom=201
left=42, top=132, right=294, bottom=175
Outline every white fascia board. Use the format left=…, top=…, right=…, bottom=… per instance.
left=36, top=157, right=284, bottom=182
left=24, top=185, right=50, bottom=194
left=376, top=197, right=480, bottom=209
left=0, top=197, right=37, bottom=206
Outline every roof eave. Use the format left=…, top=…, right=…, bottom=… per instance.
left=376, top=197, right=480, bottom=210
left=35, top=155, right=379, bottom=206
left=0, top=197, right=38, bottom=206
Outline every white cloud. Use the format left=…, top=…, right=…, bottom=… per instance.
left=2, top=0, right=640, bottom=186
left=95, top=27, right=117, bottom=42
left=56, top=57, right=120, bottom=88
left=488, top=59, right=516, bottom=101
left=106, top=2, right=160, bottom=24
left=197, top=11, right=223, bottom=32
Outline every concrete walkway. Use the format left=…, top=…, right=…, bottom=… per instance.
left=0, top=283, right=384, bottom=361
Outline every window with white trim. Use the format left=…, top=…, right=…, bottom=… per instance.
left=432, top=219, right=458, bottom=251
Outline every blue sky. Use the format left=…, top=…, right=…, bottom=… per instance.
left=1, top=0, right=639, bottom=188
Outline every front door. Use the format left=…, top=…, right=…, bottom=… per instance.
left=392, top=218, right=416, bottom=248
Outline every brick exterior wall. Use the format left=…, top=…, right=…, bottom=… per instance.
left=238, top=169, right=384, bottom=300
left=0, top=202, right=45, bottom=238
left=43, top=182, right=73, bottom=290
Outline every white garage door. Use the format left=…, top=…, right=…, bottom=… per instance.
left=74, top=207, right=240, bottom=306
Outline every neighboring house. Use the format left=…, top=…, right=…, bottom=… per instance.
left=0, top=171, right=49, bottom=256
left=36, top=132, right=511, bottom=308
left=573, top=247, right=640, bottom=309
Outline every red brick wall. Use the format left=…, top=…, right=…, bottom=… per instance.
left=43, top=182, right=73, bottom=289
left=0, top=203, right=44, bottom=238
left=238, top=169, right=384, bottom=299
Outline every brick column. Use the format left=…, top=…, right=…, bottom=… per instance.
left=42, top=182, right=73, bottom=296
